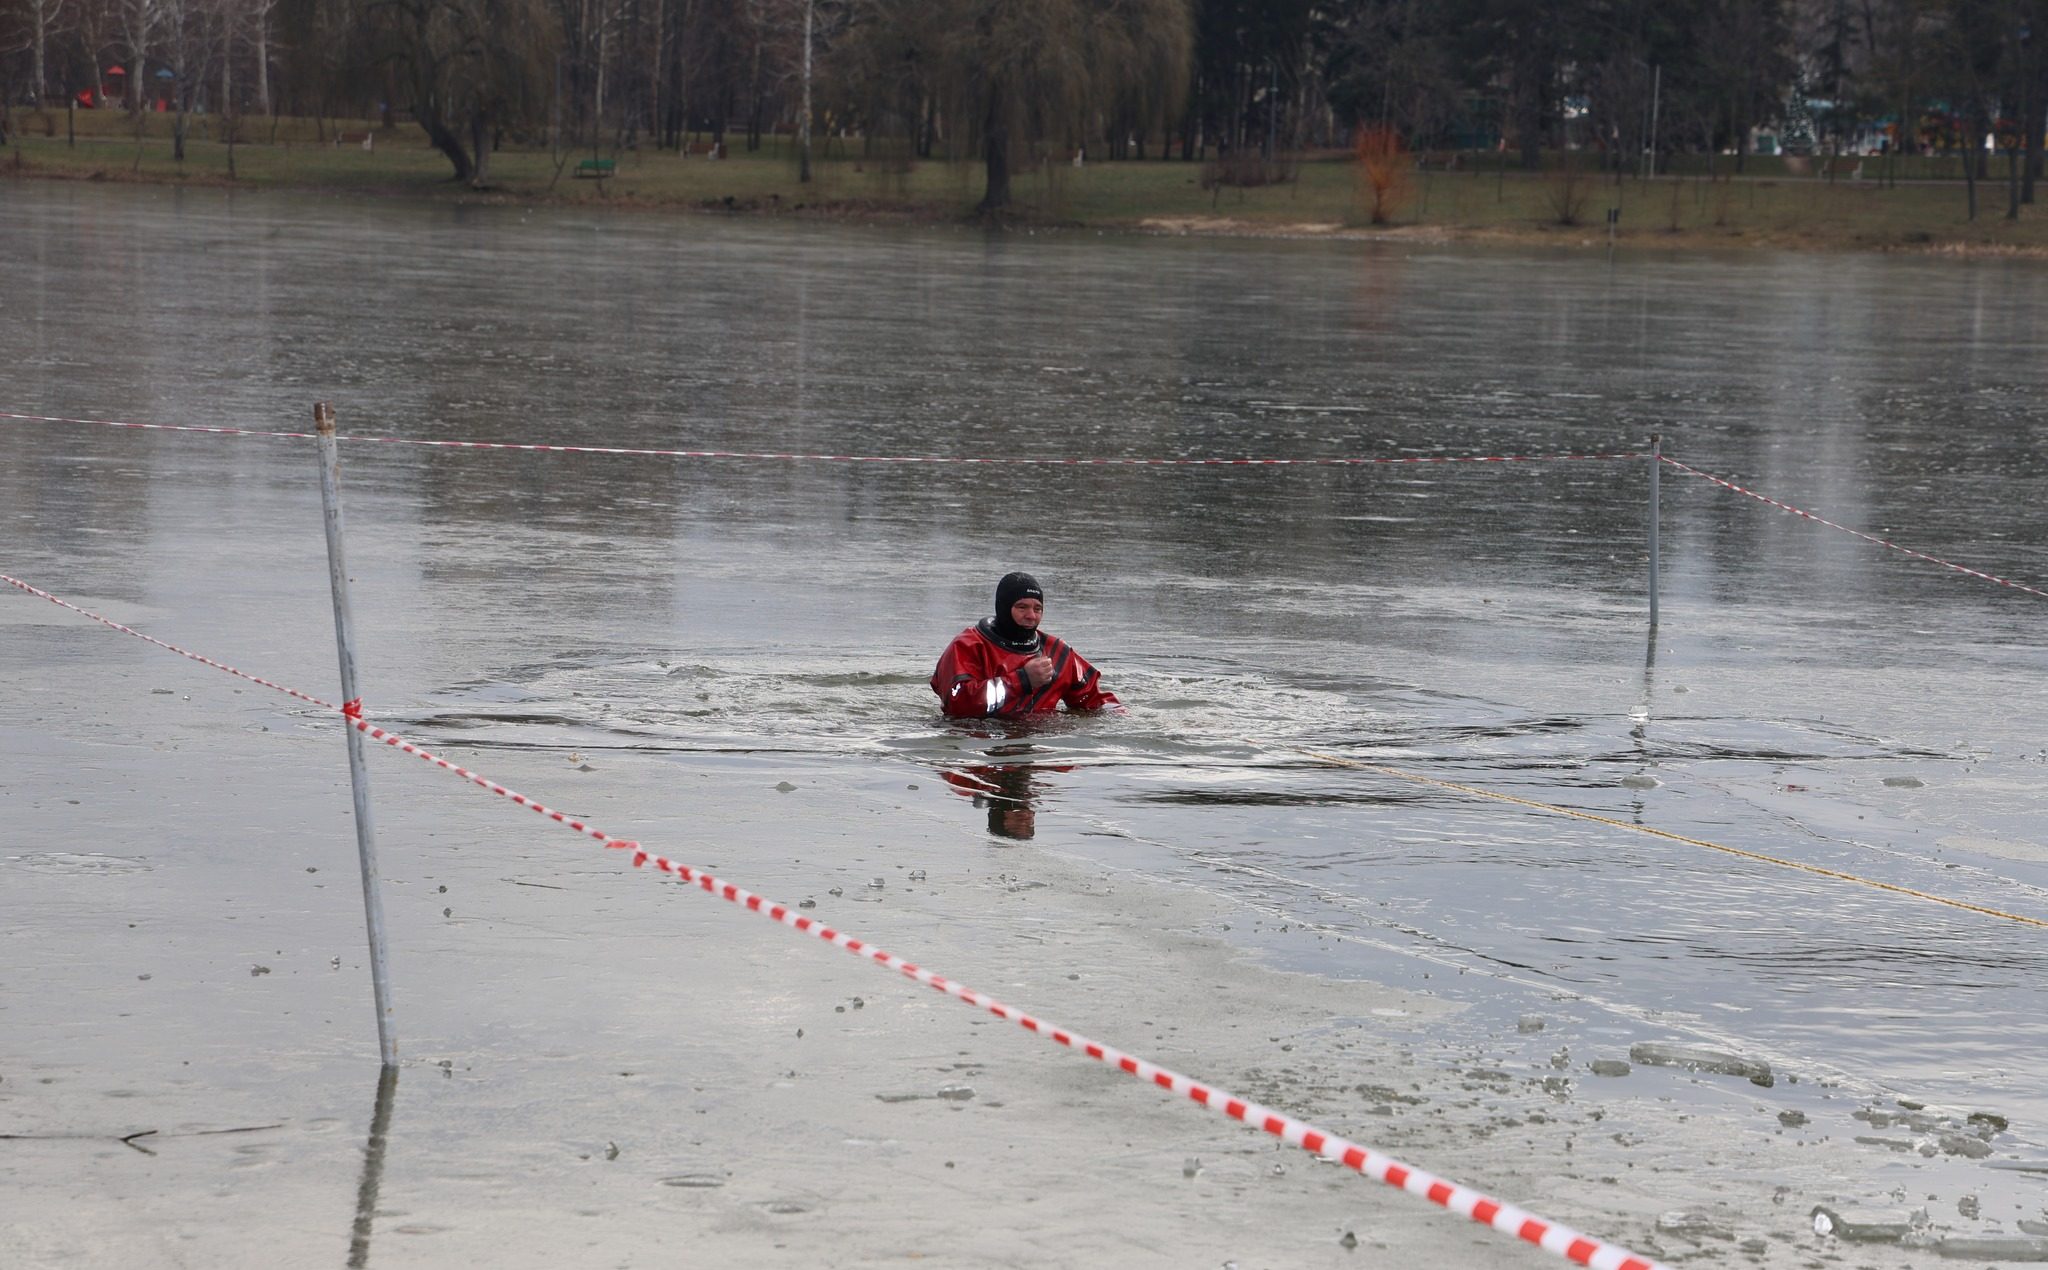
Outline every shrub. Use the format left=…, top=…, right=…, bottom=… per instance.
left=1354, top=125, right=1412, bottom=225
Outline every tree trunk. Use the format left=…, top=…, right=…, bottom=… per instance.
left=420, top=112, right=475, bottom=183
left=1962, top=122, right=1978, bottom=219
left=31, top=2, right=47, bottom=106
left=1890, top=89, right=1907, bottom=188
left=594, top=20, right=608, bottom=150
left=979, top=91, right=1010, bottom=212
left=551, top=48, right=563, bottom=159
left=124, top=10, right=152, bottom=118
left=1733, top=96, right=1748, bottom=175
left=746, top=28, right=762, bottom=152
left=798, top=0, right=813, bottom=181
left=1232, top=63, right=1247, bottom=153
left=1514, top=34, right=1545, bottom=170
left=672, top=0, right=694, bottom=150
left=711, top=50, right=727, bottom=148
left=469, top=110, right=493, bottom=187
left=648, top=0, right=664, bottom=147
left=223, top=16, right=235, bottom=180
left=256, top=10, right=271, bottom=117
left=2027, top=61, right=2046, bottom=204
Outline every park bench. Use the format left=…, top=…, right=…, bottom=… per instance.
left=575, top=158, right=615, bottom=179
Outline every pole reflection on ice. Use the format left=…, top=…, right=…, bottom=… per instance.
left=347, top=1067, right=399, bottom=1270
left=1627, top=628, right=1659, bottom=821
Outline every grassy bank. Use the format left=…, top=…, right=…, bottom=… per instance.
left=10, top=109, right=2048, bottom=254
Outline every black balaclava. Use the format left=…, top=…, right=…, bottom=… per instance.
left=984, top=571, right=1045, bottom=650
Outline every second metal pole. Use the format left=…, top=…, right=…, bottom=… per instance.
left=315, top=401, right=398, bottom=1069
left=1648, top=433, right=1662, bottom=630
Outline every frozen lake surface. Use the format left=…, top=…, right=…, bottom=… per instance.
left=4, top=182, right=2048, bottom=1266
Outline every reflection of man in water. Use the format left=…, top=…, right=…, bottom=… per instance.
left=941, top=765, right=1041, bottom=840
left=932, top=572, right=1123, bottom=718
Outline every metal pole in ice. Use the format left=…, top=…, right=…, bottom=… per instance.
left=314, top=401, right=398, bottom=1069
left=1648, top=432, right=1662, bottom=629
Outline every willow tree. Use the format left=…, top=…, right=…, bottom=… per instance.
left=351, top=0, right=556, bottom=185
left=818, top=0, right=936, bottom=167
left=833, top=0, right=1191, bottom=212
left=1095, top=0, right=1193, bottom=161
left=950, top=0, right=1191, bottom=210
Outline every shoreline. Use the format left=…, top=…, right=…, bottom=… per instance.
left=12, top=149, right=2048, bottom=259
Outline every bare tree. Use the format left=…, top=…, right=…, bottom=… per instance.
left=798, top=0, right=811, bottom=177
left=160, top=0, right=224, bottom=159
left=220, top=0, right=244, bottom=170
left=17, top=0, right=72, bottom=109
left=914, top=0, right=1193, bottom=211
left=66, top=0, right=116, bottom=123
left=114, top=0, right=158, bottom=115
left=243, top=0, right=276, bottom=116
left=549, top=0, right=597, bottom=151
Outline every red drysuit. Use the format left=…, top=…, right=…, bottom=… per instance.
left=931, top=622, right=1122, bottom=718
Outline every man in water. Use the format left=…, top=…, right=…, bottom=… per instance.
left=932, top=572, right=1123, bottom=718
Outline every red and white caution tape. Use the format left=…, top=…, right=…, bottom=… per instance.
left=3, top=568, right=1665, bottom=1270
left=0, top=410, right=320, bottom=443
left=12, top=410, right=2037, bottom=598
left=1, top=409, right=1638, bottom=468
left=1662, top=456, right=2048, bottom=600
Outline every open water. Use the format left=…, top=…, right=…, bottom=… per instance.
left=5, top=181, right=2048, bottom=1259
